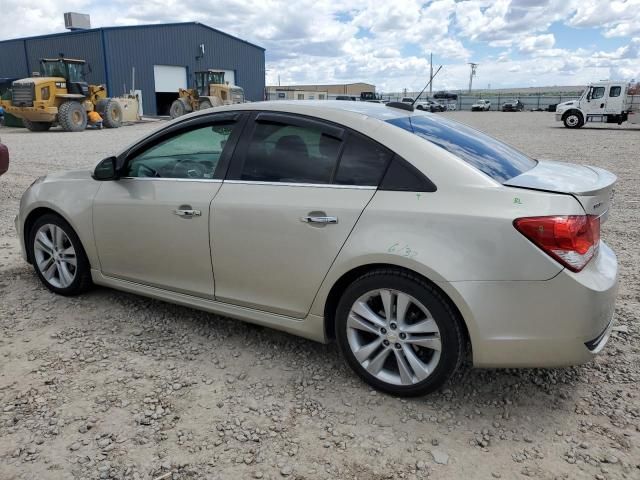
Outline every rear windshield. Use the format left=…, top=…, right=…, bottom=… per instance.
left=387, top=116, right=536, bottom=182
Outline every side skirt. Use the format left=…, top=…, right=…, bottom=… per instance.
left=91, top=269, right=327, bottom=343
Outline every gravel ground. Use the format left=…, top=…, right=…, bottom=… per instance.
left=0, top=112, right=638, bottom=480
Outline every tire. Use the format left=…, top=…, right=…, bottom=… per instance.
left=58, top=101, right=87, bottom=132
left=199, top=99, right=213, bottom=111
left=335, top=269, right=464, bottom=397
left=563, top=111, right=584, bottom=129
left=22, top=119, right=52, bottom=132
left=28, top=213, right=92, bottom=296
left=96, top=99, right=123, bottom=128
left=170, top=99, right=188, bottom=119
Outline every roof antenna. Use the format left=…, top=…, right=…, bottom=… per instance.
left=412, top=65, right=442, bottom=107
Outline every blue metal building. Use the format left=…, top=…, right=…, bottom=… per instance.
left=0, top=22, right=265, bottom=115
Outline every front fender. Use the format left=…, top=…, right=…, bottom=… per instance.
left=19, top=172, right=101, bottom=268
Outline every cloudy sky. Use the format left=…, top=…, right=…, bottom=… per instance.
left=2, top=0, right=640, bottom=92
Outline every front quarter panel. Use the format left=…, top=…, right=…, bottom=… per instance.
left=19, top=170, right=102, bottom=267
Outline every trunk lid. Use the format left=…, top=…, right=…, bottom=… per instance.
left=504, top=160, right=616, bottom=220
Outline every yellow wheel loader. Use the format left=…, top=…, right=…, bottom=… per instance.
left=169, top=70, right=245, bottom=119
left=0, top=56, right=124, bottom=132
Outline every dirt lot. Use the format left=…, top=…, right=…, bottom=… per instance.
left=0, top=112, right=638, bottom=480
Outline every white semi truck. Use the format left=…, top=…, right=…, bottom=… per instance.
left=555, top=81, right=639, bottom=128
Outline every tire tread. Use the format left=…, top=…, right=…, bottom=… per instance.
left=336, top=267, right=465, bottom=396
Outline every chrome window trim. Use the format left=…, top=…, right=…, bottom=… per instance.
left=120, top=177, right=223, bottom=183
left=223, top=180, right=376, bottom=190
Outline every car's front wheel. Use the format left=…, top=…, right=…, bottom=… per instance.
left=28, top=214, right=93, bottom=295
left=336, top=269, right=464, bottom=396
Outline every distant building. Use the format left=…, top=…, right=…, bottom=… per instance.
left=0, top=22, right=265, bottom=115
left=266, top=82, right=375, bottom=100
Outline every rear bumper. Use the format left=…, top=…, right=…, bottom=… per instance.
left=444, top=242, right=618, bottom=368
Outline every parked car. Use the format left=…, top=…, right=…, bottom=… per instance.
left=15, top=101, right=618, bottom=397
left=0, top=138, right=8, bottom=176
left=502, top=99, right=524, bottom=112
left=415, top=99, right=445, bottom=112
left=335, top=95, right=355, bottom=101
left=433, top=91, right=458, bottom=100
left=471, top=99, right=491, bottom=111
left=401, top=97, right=414, bottom=103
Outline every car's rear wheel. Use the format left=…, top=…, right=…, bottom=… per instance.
left=336, top=269, right=463, bottom=396
left=28, top=214, right=92, bottom=295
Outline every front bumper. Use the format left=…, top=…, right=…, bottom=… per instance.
left=15, top=213, right=28, bottom=262
left=447, top=242, right=618, bottom=368
left=555, top=113, right=563, bottom=122
left=5, top=105, right=58, bottom=123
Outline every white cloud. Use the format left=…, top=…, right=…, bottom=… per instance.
left=0, top=0, right=639, bottom=91
left=568, top=0, right=640, bottom=37
left=519, top=34, right=556, bottom=53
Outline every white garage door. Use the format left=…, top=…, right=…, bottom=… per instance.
left=213, top=69, right=235, bottom=85
left=153, top=65, right=187, bottom=92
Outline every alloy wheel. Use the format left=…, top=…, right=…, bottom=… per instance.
left=33, top=223, right=77, bottom=289
left=346, top=289, right=441, bottom=386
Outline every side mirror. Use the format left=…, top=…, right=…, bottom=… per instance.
left=93, top=156, right=118, bottom=181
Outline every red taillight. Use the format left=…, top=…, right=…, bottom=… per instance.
left=514, top=215, right=600, bottom=272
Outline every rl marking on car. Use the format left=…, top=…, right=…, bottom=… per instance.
left=15, top=100, right=619, bottom=397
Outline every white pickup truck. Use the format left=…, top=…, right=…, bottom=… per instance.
left=556, top=81, right=639, bottom=128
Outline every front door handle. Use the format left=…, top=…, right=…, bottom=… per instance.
left=301, top=215, right=338, bottom=224
left=174, top=208, right=201, bottom=218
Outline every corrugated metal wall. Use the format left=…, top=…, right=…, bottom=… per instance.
left=0, top=23, right=265, bottom=115
left=0, top=40, right=29, bottom=79
left=103, top=23, right=264, bottom=114
left=0, top=31, right=106, bottom=85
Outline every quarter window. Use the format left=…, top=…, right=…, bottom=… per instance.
left=125, top=124, right=236, bottom=179
left=239, top=121, right=342, bottom=184
left=609, top=86, right=621, bottom=97
left=335, top=133, right=393, bottom=186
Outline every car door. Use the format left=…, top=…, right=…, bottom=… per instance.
left=585, top=86, right=606, bottom=115
left=211, top=112, right=393, bottom=318
left=93, top=113, right=246, bottom=299
left=605, top=84, right=624, bottom=114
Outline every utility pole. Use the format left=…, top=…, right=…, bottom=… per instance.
left=429, top=53, right=433, bottom=96
left=468, top=62, right=478, bottom=93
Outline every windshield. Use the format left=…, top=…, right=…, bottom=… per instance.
left=40, top=60, right=85, bottom=82
left=387, top=115, right=537, bottom=182
left=41, top=60, right=66, bottom=78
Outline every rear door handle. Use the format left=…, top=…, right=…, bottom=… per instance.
left=301, top=216, right=338, bottom=224
left=174, top=208, right=201, bottom=218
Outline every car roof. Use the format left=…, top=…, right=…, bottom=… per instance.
left=179, top=100, right=417, bottom=123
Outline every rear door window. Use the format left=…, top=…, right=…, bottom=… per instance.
left=237, top=118, right=342, bottom=184
left=387, top=115, right=536, bottom=182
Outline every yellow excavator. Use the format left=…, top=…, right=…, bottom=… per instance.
left=170, top=70, right=244, bottom=119
left=0, top=56, right=123, bottom=132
